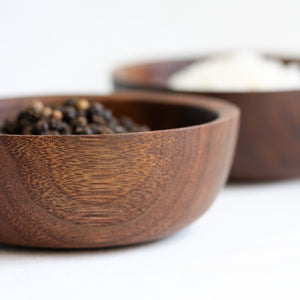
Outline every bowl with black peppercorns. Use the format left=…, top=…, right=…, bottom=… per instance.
left=0, top=92, right=239, bottom=248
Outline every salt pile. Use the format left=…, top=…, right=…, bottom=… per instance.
left=168, top=50, right=300, bottom=92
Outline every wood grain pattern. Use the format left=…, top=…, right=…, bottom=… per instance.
left=113, top=57, right=300, bottom=181
left=0, top=92, right=239, bottom=248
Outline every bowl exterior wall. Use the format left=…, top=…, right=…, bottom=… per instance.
left=211, top=91, right=300, bottom=180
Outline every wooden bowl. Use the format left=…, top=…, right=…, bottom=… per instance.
left=0, top=92, right=239, bottom=249
left=113, top=57, right=300, bottom=181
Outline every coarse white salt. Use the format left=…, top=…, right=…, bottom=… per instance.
left=168, top=50, right=300, bottom=92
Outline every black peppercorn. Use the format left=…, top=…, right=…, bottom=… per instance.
left=92, top=115, right=106, bottom=125
left=63, top=106, right=77, bottom=122
left=90, top=124, right=102, bottom=134
left=114, top=125, right=127, bottom=133
left=103, top=109, right=113, bottom=121
left=139, top=125, right=150, bottom=132
left=3, top=119, right=17, bottom=134
left=50, top=130, right=60, bottom=135
left=42, top=107, right=52, bottom=119
left=22, top=125, right=33, bottom=135
left=99, top=126, right=114, bottom=134
left=52, top=110, right=63, bottom=121
left=32, top=120, right=49, bottom=134
left=65, top=98, right=77, bottom=107
left=49, top=119, right=60, bottom=130
left=59, top=122, right=72, bottom=134
left=72, top=116, right=88, bottom=128
left=88, top=102, right=104, bottom=115
left=120, top=117, right=133, bottom=130
left=27, top=101, right=44, bottom=116
left=77, top=99, right=90, bottom=111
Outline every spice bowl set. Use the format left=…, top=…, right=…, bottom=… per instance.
left=0, top=52, right=299, bottom=249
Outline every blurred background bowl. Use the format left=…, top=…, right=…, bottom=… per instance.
left=0, top=91, right=239, bottom=248
left=113, top=57, right=300, bottom=181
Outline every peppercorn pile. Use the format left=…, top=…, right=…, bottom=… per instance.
left=0, top=98, right=150, bottom=135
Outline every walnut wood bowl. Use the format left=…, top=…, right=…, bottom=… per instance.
left=113, top=57, right=300, bottom=181
left=0, top=92, right=239, bottom=249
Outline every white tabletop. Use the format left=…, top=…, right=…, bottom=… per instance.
left=0, top=0, right=300, bottom=298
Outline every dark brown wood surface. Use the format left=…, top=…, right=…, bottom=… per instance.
left=113, top=58, right=300, bottom=181
left=0, top=92, right=239, bottom=248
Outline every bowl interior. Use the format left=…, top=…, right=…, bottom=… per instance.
left=0, top=96, right=218, bottom=132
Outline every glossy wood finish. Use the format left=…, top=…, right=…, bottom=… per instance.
left=0, top=92, right=239, bottom=248
left=113, top=57, right=300, bottom=180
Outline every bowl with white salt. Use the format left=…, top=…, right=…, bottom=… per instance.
left=113, top=50, right=300, bottom=181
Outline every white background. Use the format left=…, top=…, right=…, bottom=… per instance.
left=0, top=0, right=300, bottom=299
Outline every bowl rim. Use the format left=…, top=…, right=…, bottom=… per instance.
left=0, top=91, right=240, bottom=137
left=113, top=55, right=300, bottom=95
